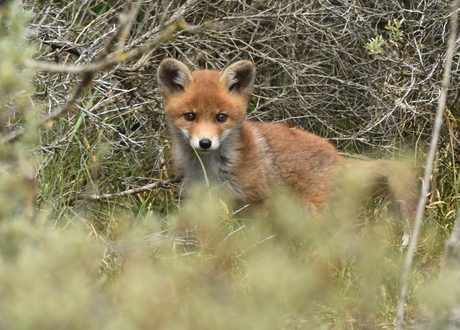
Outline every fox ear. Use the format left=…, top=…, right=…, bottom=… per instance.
left=157, top=59, right=194, bottom=97
left=220, top=60, right=255, bottom=98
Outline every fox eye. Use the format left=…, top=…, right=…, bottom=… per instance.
left=216, top=113, right=228, bottom=123
left=184, top=112, right=196, bottom=121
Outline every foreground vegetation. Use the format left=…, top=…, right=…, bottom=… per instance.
left=0, top=0, right=459, bottom=328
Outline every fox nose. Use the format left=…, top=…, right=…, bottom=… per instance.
left=199, top=138, right=212, bottom=150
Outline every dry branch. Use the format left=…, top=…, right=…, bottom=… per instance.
left=76, top=177, right=181, bottom=201
left=395, top=0, right=459, bottom=328
left=6, top=71, right=95, bottom=142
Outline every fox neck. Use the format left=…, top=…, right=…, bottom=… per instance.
left=171, top=124, right=242, bottom=188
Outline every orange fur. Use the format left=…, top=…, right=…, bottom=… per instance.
left=157, top=58, right=417, bottom=242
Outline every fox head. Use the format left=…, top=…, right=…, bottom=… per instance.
left=157, top=58, right=255, bottom=154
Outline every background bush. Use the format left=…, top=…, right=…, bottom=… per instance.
left=0, top=0, right=459, bottom=328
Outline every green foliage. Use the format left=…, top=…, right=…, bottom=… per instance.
left=365, top=18, right=405, bottom=55
left=386, top=18, right=405, bottom=44
left=365, top=35, right=385, bottom=55
left=0, top=180, right=450, bottom=329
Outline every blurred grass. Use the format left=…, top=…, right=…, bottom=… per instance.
left=0, top=186, right=447, bottom=329
left=0, top=1, right=459, bottom=329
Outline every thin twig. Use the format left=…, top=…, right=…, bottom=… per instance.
left=395, top=1, right=459, bottom=328
left=23, top=19, right=194, bottom=74
left=76, top=177, right=181, bottom=201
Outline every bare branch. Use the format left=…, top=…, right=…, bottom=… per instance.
left=76, top=177, right=181, bottom=201
left=396, top=0, right=459, bottom=328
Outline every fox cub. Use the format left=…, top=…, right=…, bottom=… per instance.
left=157, top=58, right=417, bottom=240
